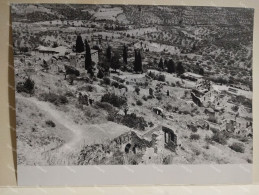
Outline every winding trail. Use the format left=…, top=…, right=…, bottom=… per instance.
left=17, top=94, right=131, bottom=165
left=17, top=94, right=83, bottom=152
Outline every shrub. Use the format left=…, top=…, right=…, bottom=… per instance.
left=165, top=104, right=173, bottom=111
left=46, top=120, right=56, bottom=127
left=79, top=84, right=95, bottom=92
left=156, top=94, right=162, bottom=100
left=149, top=88, right=154, bottom=96
left=157, top=74, right=166, bottom=82
left=229, top=142, right=245, bottom=153
left=39, top=93, right=68, bottom=106
left=111, top=81, right=119, bottom=88
left=136, top=100, right=143, bottom=106
left=121, top=113, right=148, bottom=131
left=163, top=155, right=172, bottom=164
left=238, top=136, right=249, bottom=143
left=148, top=121, right=154, bottom=127
left=142, top=95, right=148, bottom=101
left=190, top=133, right=200, bottom=140
left=118, top=83, right=127, bottom=91
left=94, top=101, right=115, bottom=113
left=231, top=105, right=239, bottom=112
left=192, top=148, right=201, bottom=156
left=211, top=132, right=227, bottom=145
left=102, top=77, right=111, bottom=85
left=135, top=87, right=140, bottom=95
left=189, top=124, right=198, bottom=132
left=16, top=77, right=35, bottom=95
left=97, top=69, right=104, bottom=79
left=148, top=72, right=166, bottom=82
left=101, top=93, right=127, bottom=108
left=65, top=91, right=74, bottom=97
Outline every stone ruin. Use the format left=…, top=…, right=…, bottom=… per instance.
left=78, top=126, right=179, bottom=164
left=162, top=126, right=178, bottom=152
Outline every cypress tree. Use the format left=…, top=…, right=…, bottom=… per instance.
left=106, top=46, right=112, bottom=61
left=158, top=57, right=164, bottom=70
left=199, top=67, right=204, bottom=75
left=167, top=59, right=175, bottom=74
left=111, top=53, right=120, bottom=72
left=176, top=62, right=185, bottom=75
left=123, top=45, right=128, bottom=64
left=138, top=50, right=143, bottom=73
left=76, top=35, right=84, bottom=53
left=164, top=59, right=168, bottom=70
left=85, top=39, right=92, bottom=75
left=134, top=49, right=138, bottom=72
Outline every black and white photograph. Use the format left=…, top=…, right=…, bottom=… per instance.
left=11, top=3, right=253, bottom=170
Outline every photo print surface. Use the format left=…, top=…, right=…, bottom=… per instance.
left=11, top=4, right=253, bottom=172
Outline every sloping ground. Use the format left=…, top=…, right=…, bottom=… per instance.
left=16, top=94, right=131, bottom=165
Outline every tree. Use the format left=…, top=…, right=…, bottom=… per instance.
left=106, top=46, right=112, bottom=61
left=110, top=53, right=121, bottom=72
left=135, top=50, right=143, bottom=73
left=176, top=62, right=185, bottom=75
left=76, top=35, right=84, bottom=53
left=199, top=67, right=204, bottom=76
left=97, top=68, right=104, bottom=79
left=164, top=59, right=168, bottom=70
left=158, top=57, right=164, bottom=70
left=134, top=49, right=138, bottom=72
left=167, top=59, right=175, bottom=74
left=84, top=39, right=93, bottom=75
left=123, top=44, right=128, bottom=64
left=139, top=51, right=143, bottom=73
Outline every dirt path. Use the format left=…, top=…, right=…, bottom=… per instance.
left=16, top=94, right=131, bottom=165
left=17, top=95, right=84, bottom=150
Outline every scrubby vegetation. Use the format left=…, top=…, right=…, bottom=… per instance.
left=16, top=77, right=35, bottom=95
left=229, top=142, right=245, bottom=153
left=101, top=93, right=127, bottom=108
left=39, top=92, right=68, bottom=106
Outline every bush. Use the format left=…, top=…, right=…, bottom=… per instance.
left=118, top=83, right=127, bottom=91
left=231, top=105, right=239, bottom=112
left=136, top=100, right=143, bottom=106
left=101, top=93, right=127, bottom=108
left=156, top=94, right=162, bottom=100
left=229, top=142, right=245, bottom=153
left=94, top=101, right=115, bottom=113
left=189, top=124, right=198, bottom=132
left=148, top=72, right=166, bottom=82
left=211, top=132, right=227, bottom=145
left=190, top=133, right=200, bottom=140
left=121, top=113, right=148, bottom=131
left=46, top=120, right=56, bottom=127
left=142, top=95, right=148, bottom=101
left=165, top=104, right=173, bottom=111
left=148, top=121, right=154, bottom=127
left=39, top=93, right=68, bottom=106
left=135, top=87, right=140, bottom=95
left=79, top=84, right=95, bottom=92
left=65, top=91, right=74, bottom=97
left=102, top=77, right=111, bottom=85
left=16, top=77, right=35, bottom=95
left=157, top=74, right=166, bottom=82
left=111, top=81, right=119, bottom=88
left=149, top=88, right=154, bottom=96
